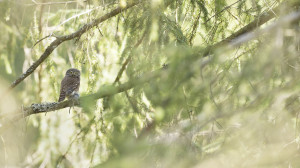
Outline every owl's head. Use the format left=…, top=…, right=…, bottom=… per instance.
left=66, top=68, right=80, bottom=78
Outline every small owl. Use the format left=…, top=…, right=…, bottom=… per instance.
left=58, top=68, right=80, bottom=102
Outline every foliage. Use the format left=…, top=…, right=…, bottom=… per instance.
left=1, top=0, right=300, bottom=167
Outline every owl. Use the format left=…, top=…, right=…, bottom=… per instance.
left=58, top=68, right=81, bottom=102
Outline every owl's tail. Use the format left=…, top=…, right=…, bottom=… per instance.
left=58, top=91, right=66, bottom=102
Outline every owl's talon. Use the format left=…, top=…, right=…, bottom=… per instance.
left=72, top=92, right=80, bottom=100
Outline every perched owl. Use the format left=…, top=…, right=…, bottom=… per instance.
left=58, top=68, right=80, bottom=102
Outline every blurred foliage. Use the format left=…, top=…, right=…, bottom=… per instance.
left=1, top=0, right=300, bottom=167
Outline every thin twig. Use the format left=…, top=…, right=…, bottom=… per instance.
left=204, top=0, right=244, bottom=23
left=31, top=0, right=81, bottom=5
left=0, top=136, right=7, bottom=166
left=32, top=35, right=50, bottom=48
left=55, top=6, right=100, bottom=30
left=32, top=34, right=60, bottom=48
left=189, top=11, right=201, bottom=45
left=56, top=116, right=95, bottom=167
left=113, top=31, right=147, bottom=84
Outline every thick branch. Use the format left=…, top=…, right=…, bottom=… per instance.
left=12, top=68, right=162, bottom=118
left=8, top=1, right=140, bottom=90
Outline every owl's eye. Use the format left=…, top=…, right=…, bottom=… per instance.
left=70, top=71, right=74, bottom=74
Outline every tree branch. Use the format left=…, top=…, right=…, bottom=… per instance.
left=230, top=10, right=300, bottom=48
left=3, top=68, right=162, bottom=121
left=203, top=0, right=300, bottom=56
left=8, top=1, right=141, bottom=90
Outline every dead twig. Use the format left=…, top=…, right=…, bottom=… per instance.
left=32, top=33, right=61, bottom=48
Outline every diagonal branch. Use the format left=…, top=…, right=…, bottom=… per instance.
left=113, top=31, right=147, bottom=84
left=8, top=1, right=141, bottom=90
left=229, top=10, right=300, bottom=48
left=203, top=0, right=300, bottom=56
left=204, top=0, right=244, bottom=23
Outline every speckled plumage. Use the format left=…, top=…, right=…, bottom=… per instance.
left=58, top=68, right=80, bottom=102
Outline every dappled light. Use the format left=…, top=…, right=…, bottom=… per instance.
left=1, top=0, right=300, bottom=167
